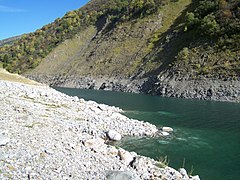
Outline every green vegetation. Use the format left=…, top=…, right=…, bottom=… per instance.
left=0, top=9, right=99, bottom=73
left=173, top=0, right=240, bottom=79
left=25, top=122, right=43, bottom=128
left=0, top=0, right=239, bottom=81
left=156, top=155, right=170, bottom=168
left=0, top=0, right=164, bottom=74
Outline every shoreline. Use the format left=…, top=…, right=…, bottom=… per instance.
left=0, top=79, right=199, bottom=179
left=26, top=74, right=240, bottom=103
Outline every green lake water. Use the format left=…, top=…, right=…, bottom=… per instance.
left=54, top=87, right=240, bottom=180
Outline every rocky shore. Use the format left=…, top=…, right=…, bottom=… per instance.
left=0, top=79, right=200, bottom=179
left=26, top=74, right=240, bottom=103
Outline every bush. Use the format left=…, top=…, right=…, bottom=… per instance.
left=200, top=14, right=220, bottom=37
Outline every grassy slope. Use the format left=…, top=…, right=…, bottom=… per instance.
left=27, top=26, right=97, bottom=76
left=2, top=0, right=239, bottom=82
left=27, top=0, right=192, bottom=78
left=0, top=68, right=40, bottom=85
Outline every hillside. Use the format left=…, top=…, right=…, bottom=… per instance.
left=0, top=35, right=21, bottom=47
left=0, top=0, right=239, bottom=102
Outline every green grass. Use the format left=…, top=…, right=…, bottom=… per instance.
left=148, top=0, right=192, bottom=49
left=25, top=122, right=44, bottom=128
left=156, top=155, right=170, bottom=168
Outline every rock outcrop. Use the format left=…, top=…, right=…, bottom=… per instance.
left=26, top=74, right=240, bottom=103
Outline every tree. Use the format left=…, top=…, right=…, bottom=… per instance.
left=200, top=14, right=220, bottom=37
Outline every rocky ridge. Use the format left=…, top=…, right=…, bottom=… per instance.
left=0, top=79, right=200, bottom=179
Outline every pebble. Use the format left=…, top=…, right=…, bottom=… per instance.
left=0, top=135, right=10, bottom=146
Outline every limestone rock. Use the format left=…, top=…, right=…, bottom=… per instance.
left=161, top=131, right=170, bottom=136
left=106, top=171, right=140, bottom=180
left=84, top=138, right=105, bottom=148
left=163, top=167, right=182, bottom=179
left=190, top=175, right=201, bottom=180
left=162, top=127, right=173, bottom=132
left=0, top=135, right=10, bottom=146
left=118, top=149, right=134, bottom=165
left=179, top=168, right=189, bottom=179
left=107, top=130, right=122, bottom=141
left=132, top=157, right=148, bottom=172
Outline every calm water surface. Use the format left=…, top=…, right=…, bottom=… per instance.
left=54, top=87, right=240, bottom=180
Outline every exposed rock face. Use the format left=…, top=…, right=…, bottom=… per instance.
left=143, top=75, right=240, bottom=103
left=26, top=74, right=240, bottom=103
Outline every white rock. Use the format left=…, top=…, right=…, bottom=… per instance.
left=162, top=127, right=173, bottom=132
left=161, top=131, right=170, bottom=136
left=106, top=171, right=140, bottom=180
left=118, top=149, right=134, bottom=165
left=132, top=157, right=149, bottom=172
left=84, top=138, right=105, bottom=148
left=107, top=130, right=122, bottom=141
left=25, top=166, right=32, bottom=173
left=165, top=167, right=182, bottom=179
left=0, top=135, right=10, bottom=146
left=190, top=175, right=201, bottom=180
left=79, top=98, right=85, bottom=103
left=97, top=104, right=109, bottom=111
left=179, top=168, right=189, bottom=178
left=90, top=106, right=102, bottom=114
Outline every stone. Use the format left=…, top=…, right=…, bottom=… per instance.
left=79, top=98, right=85, bottom=103
left=165, top=167, right=182, bottom=179
left=132, top=157, right=148, bottom=172
left=161, top=131, right=170, bottom=136
left=84, top=138, right=105, bottom=148
left=0, top=77, right=201, bottom=179
left=106, top=171, right=140, bottom=180
left=118, top=149, right=134, bottom=165
left=107, top=130, right=122, bottom=141
left=0, top=135, right=10, bottom=146
left=190, top=175, right=201, bottom=180
left=97, top=104, right=109, bottom=111
left=162, top=127, right=173, bottom=132
left=179, top=168, right=189, bottom=178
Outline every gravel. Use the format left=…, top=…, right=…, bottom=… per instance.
left=0, top=80, right=200, bottom=179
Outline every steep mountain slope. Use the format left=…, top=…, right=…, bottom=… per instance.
left=0, top=0, right=239, bottom=102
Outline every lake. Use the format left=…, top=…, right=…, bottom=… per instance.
left=54, top=87, right=240, bottom=180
